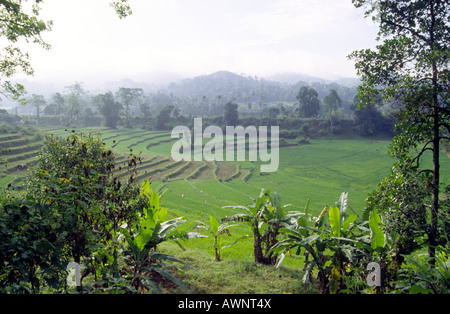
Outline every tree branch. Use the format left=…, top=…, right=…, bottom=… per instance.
left=379, top=17, right=429, bottom=44
left=412, top=140, right=434, bottom=168
left=442, top=123, right=450, bottom=135
left=417, top=169, right=433, bottom=176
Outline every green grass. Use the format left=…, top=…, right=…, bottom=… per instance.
left=157, top=241, right=317, bottom=294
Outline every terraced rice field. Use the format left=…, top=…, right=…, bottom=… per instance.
left=0, top=131, right=43, bottom=188
left=2, top=126, right=449, bottom=220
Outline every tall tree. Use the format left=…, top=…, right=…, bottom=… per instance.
left=297, top=86, right=320, bottom=118
left=29, top=93, right=46, bottom=124
left=139, top=101, right=151, bottom=121
left=51, top=92, right=66, bottom=116
left=223, top=101, right=239, bottom=126
left=115, top=87, right=144, bottom=128
left=156, top=104, right=174, bottom=130
left=323, top=89, right=343, bottom=130
left=93, top=92, right=122, bottom=128
left=349, top=0, right=450, bottom=263
left=62, top=82, right=88, bottom=126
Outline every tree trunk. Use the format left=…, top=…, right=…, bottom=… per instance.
left=253, top=230, right=264, bottom=263
left=36, top=105, right=40, bottom=124
left=214, top=237, right=221, bottom=262
left=429, top=82, right=440, bottom=265
left=428, top=3, right=440, bottom=265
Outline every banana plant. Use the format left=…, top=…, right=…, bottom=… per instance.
left=195, top=215, right=239, bottom=261
left=225, top=189, right=304, bottom=265
left=122, top=180, right=200, bottom=293
left=273, top=192, right=381, bottom=294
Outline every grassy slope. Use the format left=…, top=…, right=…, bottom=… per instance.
left=157, top=241, right=318, bottom=294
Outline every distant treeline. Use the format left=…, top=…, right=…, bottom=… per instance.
left=4, top=71, right=396, bottom=138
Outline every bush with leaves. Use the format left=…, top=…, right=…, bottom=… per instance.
left=120, top=180, right=200, bottom=293
left=392, top=250, right=450, bottom=294
left=272, top=193, right=393, bottom=294
left=0, top=131, right=200, bottom=294
left=0, top=195, right=67, bottom=293
left=365, top=164, right=431, bottom=268
left=0, top=131, right=146, bottom=293
left=27, top=131, right=143, bottom=266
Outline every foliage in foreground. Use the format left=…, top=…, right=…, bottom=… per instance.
left=271, top=192, right=450, bottom=294
left=120, top=180, right=201, bottom=293
left=271, top=192, right=388, bottom=294
left=0, top=132, right=194, bottom=293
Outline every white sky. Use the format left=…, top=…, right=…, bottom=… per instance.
left=18, top=0, right=379, bottom=86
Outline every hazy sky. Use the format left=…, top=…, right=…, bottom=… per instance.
left=18, top=0, right=379, bottom=86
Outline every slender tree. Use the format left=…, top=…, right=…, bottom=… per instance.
left=115, top=87, right=144, bottom=128
left=349, top=0, right=450, bottom=263
left=61, top=82, right=88, bottom=126
left=51, top=92, right=66, bottom=116
left=93, top=92, right=123, bottom=128
left=297, top=86, right=320, bottom=118
left=29, top=94, right=46, bottom=124
left=323, top=89, right=343, bottom=130
left=223, top=101, right=239, bottom=126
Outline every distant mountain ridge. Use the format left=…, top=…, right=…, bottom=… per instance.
left=159, top=70, right=359, bottom=105
left=1, top=70, right=360, bottom=110
left=266, top=72, right=328, bottom=84
left=266, top=72, right=361, bottom=87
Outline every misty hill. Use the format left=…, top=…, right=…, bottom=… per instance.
left=163, top=71, right=285, bottom=101
left=266, top=72, right=328, bottom=84
left=1, top=70, right=360, bottom=116
left=159, top=70, right=359, bottom=106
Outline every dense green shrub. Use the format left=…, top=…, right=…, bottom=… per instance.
left=0, top=196, right=67, bottom=293
left=392, top=252, right=450, bottom=294
left=26, top=132, right=143, bottom=266
left=1, top=131, right=145, bottom=293
left=0, top=131, right=198, bottom=293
